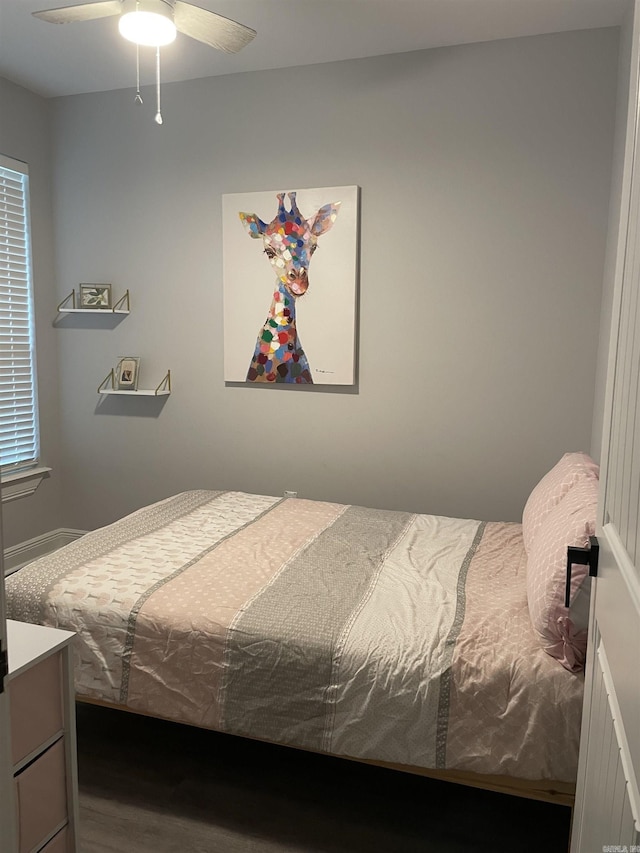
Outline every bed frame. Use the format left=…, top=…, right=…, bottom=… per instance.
left=7, top=491, right=579, bottom=815
left=78, top=695, right=575, bottom=809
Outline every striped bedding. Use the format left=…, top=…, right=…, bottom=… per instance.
left=5, top=490, right=584, bottom=782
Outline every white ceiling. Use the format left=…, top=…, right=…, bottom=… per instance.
left=0, top=0, right=629, bottom=99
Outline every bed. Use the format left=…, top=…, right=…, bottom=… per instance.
left=5, top=454, right=599, bottom=808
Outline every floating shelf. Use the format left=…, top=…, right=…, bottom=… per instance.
left=98, top=369, right=171, bottom=397
left=57, top=289, right=130, bottom=314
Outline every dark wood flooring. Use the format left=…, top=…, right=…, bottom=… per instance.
left=76, top=703, right=572, bottom=852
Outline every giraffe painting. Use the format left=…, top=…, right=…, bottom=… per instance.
left=223, top=186, right=359, bottom=386
left=238, top=192, right=340, bottom=383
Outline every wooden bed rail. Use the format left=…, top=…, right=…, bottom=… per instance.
left=76, top=695, right=575, bottom=809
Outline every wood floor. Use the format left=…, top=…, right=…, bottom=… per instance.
left=76, top=704, right=572, bottom=853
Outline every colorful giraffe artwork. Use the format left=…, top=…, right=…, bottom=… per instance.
left=222, top=186, right=359, bottom=386
left=238, top=192, right=340, bottom=383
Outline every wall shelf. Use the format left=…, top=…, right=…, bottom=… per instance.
left=98, top=369, right=171, bottom=397
left=57, top=289, right=130, bottom=314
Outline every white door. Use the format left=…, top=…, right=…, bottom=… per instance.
left=570, top=4, right=640, bottom=849
left=0, top=515, right=17, bottom=851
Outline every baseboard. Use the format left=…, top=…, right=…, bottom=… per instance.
left=4, top=528, right=87, bottom=575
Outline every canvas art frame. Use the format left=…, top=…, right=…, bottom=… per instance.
left=222, top=186, right=359, bottom=386
left=80, top=283, right=112, bottom=309
left=116, top=356, right=140, bottom=391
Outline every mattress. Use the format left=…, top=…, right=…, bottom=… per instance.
left=5, top=490, right=584, bottom=782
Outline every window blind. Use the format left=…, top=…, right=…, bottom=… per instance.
left=0, top=155, right=39, bottom=473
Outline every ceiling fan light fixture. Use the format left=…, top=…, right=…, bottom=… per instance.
left=119, top=0, right=177, bottom=46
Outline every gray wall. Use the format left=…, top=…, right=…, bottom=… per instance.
left=0, top=77, right=65, bottom=548
left=591, top=4, right=635, bottom=463
left=48, top=28, right=618, bottom=531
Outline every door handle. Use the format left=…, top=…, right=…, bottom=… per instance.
left=565, top=535, right=599, bottom=608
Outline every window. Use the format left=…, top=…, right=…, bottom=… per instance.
left=0, top=154, right=40, bottom=476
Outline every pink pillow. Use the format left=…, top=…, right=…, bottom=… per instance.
left=522, top=452, right=599, bottom=554
left=526, top=478, right=599, bottom=672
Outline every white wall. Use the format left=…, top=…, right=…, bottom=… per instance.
left=0, top=77, right=65, bottom=548
left=47, top=28, right=618, bottom=531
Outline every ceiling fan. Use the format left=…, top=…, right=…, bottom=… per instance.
left=32, top=0, right=256, bottom=123
left=32, top=0, right=257, bottom=54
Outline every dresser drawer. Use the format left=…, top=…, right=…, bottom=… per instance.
left=10, top=652, right=63, bottom=766
left=15, top=738, right=68, bottom=853
left=40, top=826, right=70, bottom=853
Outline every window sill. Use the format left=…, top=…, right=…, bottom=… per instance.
left=1, top=467, right=52, bottom=503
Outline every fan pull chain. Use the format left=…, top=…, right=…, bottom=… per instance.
left=135, top=44, right=143, bottom=105
left=155, top=46, right=163, bottom=125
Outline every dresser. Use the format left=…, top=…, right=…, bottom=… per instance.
left=7, top=620, right=79, bottom=853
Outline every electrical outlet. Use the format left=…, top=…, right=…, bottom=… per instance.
left=284, top=490, right=297, bottom=498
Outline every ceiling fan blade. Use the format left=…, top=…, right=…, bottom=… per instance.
left=174, top=1, right=256, bottom=53
left=32, top=1, right=122, bottom=24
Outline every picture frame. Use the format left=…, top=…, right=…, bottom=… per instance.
left=222, top=186, right=359, bottom=386
left=115, top=356, right=140, bottom=391
left=79, top=283, right=112, bottom=309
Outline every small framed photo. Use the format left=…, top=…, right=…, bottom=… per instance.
left=80, top=283, right=112, bottom=309
left=116, top=356, right=140, bottom=391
